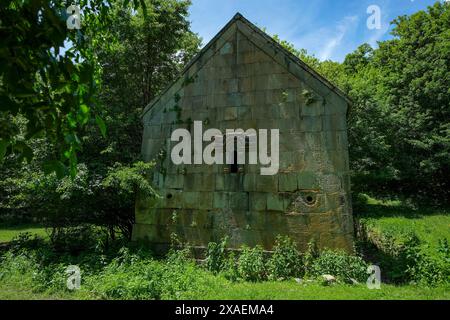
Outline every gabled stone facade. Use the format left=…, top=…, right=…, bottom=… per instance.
left=133, top=13, right=354, bottom=253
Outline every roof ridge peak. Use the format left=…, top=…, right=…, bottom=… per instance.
left=233, top=12, right=243, bottom=19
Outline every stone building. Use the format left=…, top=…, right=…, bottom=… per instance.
left=133, top=13, right=354, bottom=253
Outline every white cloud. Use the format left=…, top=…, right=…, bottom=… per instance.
left=367, top=25, right=389, bottom=48
left=319, top=15, right=359, bottom=60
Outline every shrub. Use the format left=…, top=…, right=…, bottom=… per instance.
left=85, top=253, right=166, bottom=299
left=406, top=238, right=450, bottom=285
left=3, top=161, right=158, bottom=244
left=307, top=250, right=368, bottom=283
left=359, top=223, right=450, bottom=285
left=0, top=250, right=39, bottom=288
left=237, top=245, right=266, bottom=282
left=32, top=263, right=72, bottom=294
left=49, top=225, right=101, bottom=254
left=100, top=161, right=159, bottom=240
left=205, top=237, right=228, bottom=274
left=303, top=239, right=320, bottom=273
left=221, top=251, right=239, bottom=282
left=267, top=235, right=303, bottom=280
left=0, top=238, right=219, bottom=300
left=84, top=247, right=206, bottom=300
left=10, top=232, right=46, bottom=252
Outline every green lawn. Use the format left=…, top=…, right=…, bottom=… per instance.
left=356, top=196, right=450, bottom=254
left=0, top=223, right=47, bottom=243
left=0, top=280, right=448, bottom=300
left=0, top=283, right=71, bottom=300
left=198, top=281, right=450, bottom=300
left=363, top=214, right=450, bottom=252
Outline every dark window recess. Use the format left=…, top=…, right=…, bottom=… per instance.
left=230, top=151, right=239, bottom=173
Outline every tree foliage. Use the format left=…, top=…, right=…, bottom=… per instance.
left=345, top=2, right=449, bottom=203
left=81, top=0, right=200, bottom=169
left=0, top=0, right=201, bottom=238
left=0, top=0, right=146, bottom=176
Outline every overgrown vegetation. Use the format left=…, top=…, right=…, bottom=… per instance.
left=356, top=196, right=450, bottom=286
left=0, top=228, right=448, bottom=300
left=267, top=236, right=303, bottom=281
left=203, top=236, right=369, bottom=285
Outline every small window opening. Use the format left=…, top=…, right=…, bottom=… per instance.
left=230, top=151, right=238, bottom=173
left=167, top=194, right=173, bottom=199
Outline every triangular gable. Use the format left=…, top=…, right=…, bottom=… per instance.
left=142, top=13, right=351, bottom=119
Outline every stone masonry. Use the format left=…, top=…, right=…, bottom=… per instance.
left=132, top=13, right=354, bottom=253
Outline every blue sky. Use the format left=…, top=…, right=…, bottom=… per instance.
left=188, top=0, right=441, bottom=62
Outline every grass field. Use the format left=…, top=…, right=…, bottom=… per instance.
left=361, top=214, right=450, bottom=254
left=0, top=278, right=448, bottom=300
left=355, top=196, right=450, bottom=261
left=356, top=196, right=450, bottom=247
left=0, top=223, right=47, bottom=243
left=0, top=283, right=70, bottom=300
left=197, top=281, right=450, bottom=300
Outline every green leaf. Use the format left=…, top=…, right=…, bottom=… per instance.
left=0, top=95, right=20, bottom=113
left=13, top=141, right=33, bottom=163
left=96, top=115, right=107, bottom=138
left=80, top=104, right=90, bottom=114
left=0, top=139, right=9, bottom=162
left=43, top=160, right=67, bottom=179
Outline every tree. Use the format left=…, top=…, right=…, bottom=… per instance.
left=0, top=0, right=146, bottom=176
left=81, top=0, right=201, bottom=169
left=76, top=0, right=201, bottom=238
left=371, top=2, right=449, bottom=202
left=1, top=0, right=201, bottom=239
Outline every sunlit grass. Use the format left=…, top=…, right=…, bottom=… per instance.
left=197, top=280, right=450, bottom=300
left=0, top=278, right=448, bottom=300
left=0, top=223, right=47, bottom=243
left=356, top=195, right=450, bottom=255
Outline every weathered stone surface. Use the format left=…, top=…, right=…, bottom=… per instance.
left=267, top=193, right=285, bottom=212
left=256, top=175, right=278, bottom=193
left=297, top=171, right=319, bottom=189
left=249, top=192, right=267, bottom=211
left=165, top=174, right=184, bottom=190
left=278, top=174, right=297, bottom=192
left=133, top=14, right=354, bottom=254
left=243, top=174, right=257, bottom=191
